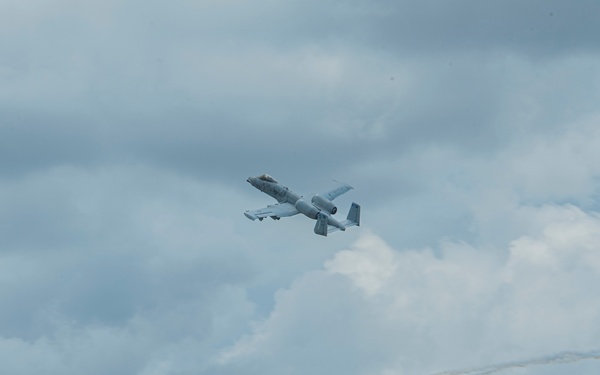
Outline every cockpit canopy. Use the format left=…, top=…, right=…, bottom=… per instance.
left=258, top=174, right=277, bottom=183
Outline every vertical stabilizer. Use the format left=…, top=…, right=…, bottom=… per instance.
left=314, top=213, right=328, bottom=236
left=345, top=202, right=360, bottom=227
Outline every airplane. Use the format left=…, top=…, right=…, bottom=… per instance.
left=244, top=174, right=360, bottom=236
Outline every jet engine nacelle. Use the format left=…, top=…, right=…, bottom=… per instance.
left=311, top=194, right=337, bottom=215
left=295, top=199, right=319, bottom=219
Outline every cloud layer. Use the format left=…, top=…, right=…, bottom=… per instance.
left=217, top=204, right=600, bottom=374
left=2, top=0, right=600, bottom=374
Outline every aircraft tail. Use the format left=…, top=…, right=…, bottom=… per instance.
left=340, top=202, right=360, bottom=228
left=314, top=213, right=329, bottom=236
left=326, top=203, right=360, bottom=235
left=314, top=203, right=360, bottom=236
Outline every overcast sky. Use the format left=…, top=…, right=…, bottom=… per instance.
left=2, top=1, right=600, bottom=374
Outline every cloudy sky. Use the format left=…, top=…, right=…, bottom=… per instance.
left=2, top=0, right=600, bottom=374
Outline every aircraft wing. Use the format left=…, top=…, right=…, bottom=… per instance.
left=321, top=183, right=354, bottom=201
left=244, top=202, right=299, bottom=221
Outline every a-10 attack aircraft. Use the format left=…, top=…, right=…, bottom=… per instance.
left=244, top=174, right=360, bottom=236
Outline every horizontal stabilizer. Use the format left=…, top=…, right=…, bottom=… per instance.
left=326, top=203, right=361, bottom=234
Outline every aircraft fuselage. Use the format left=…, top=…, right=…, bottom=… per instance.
left=246, top=176, right=301, bottom=204
left=246, top=175, right=346, bottom=230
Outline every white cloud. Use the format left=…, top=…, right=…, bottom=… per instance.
left=325, top=231, right=397, bottom=295
left=218, top=204, right=600, bottom=375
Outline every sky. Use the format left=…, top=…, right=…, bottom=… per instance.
left=1, top=0, right=600, bottom=374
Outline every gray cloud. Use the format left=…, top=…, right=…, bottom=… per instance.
left=283, top=0, right=600, bottom=57
left=430, top=350, right=600, bottom=375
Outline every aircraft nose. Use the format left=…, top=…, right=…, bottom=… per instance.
left=247, top=177, right=252, bottom=183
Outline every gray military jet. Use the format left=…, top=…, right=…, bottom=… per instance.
left=244, top=174, right=360, bottom=236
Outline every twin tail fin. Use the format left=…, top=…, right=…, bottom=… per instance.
left=313, top=202, right=361, bottom=236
